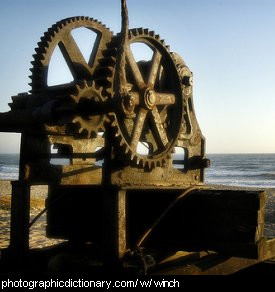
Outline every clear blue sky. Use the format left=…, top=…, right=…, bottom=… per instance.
left=0, top=0, right=275, bottom=153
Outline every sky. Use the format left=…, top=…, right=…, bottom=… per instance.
left=0, top=0, right=275, bottom=154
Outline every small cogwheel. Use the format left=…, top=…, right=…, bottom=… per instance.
left=71, top=81, right=107, bottom=138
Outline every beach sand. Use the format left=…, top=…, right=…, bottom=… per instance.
left=0, top=180, right=274, bottom=249
left=0, top=181, right=65, bottom=249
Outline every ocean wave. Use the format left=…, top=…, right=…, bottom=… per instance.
left=0, top=164, right=19, bottom=180
left=205, top=178, right=275, bottom=188
left=249, top=173, right=275, bottom=179
left=0, top=172, right=18, bottom=180
left=0, top=165, right=19, bottom=171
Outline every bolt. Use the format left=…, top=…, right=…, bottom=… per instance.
left=182, top=76, right=193, bottom=87
left=148, top=90, right=156, bottom=106
left=144, top=89, right=156, bottom=109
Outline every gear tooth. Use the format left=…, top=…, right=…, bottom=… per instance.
left=70, top=94, right=75, bottom=102
left=104, top=75, right=112, bottom=82
left=76, top=84, right=81, bottom=92
left=32, top=56, right=39, bottom=63
left=125, top=147, right=129, bottom=154
left=131, top=154, right=135, bottom=161
left=34, top=43, right=46, bottom=54
left=144, top=28, right=149, bottom=35
left=119, top=139, right=124, bottom=147
left=138, top=28, right=143, bottom=34
left=106, top=88, right=112, bottom=95
left=73, top=117, right=81, bottom=124
left=136, top=157, right=141, bottom=165
left=98, top=86, right=104, bottom=96
left=160, top=39, right=165, bottom=45
left=165, top=45, right=170, bottom=51
left=50, top=25, right=59, bottom=34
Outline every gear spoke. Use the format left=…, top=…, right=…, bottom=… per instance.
left=148, top=51, right=162, bottom=87
left=151, top=107, right=169, bottom=147
left=130, top=108, right=148, bottom=151
left=59, top=33, right=94, bottom=80
left=126, top=47, right=146, bottom=89
left=159, top=105, right=168, bottom=120
left=155, top=93, right=175, bottom=105
left=88, top=34, right=104, bottom=67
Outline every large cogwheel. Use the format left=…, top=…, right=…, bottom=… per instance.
left=29, top=16, right=113, bottom=135
left=30, top=16, right=113, bottom=94
left=95, top=28, right=185, bottom=169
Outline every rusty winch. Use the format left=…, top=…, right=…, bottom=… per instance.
left=1, top=0, right=274, bottom=276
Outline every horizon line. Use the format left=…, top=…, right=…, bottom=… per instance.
left=0, top=152, right=274, bottom=155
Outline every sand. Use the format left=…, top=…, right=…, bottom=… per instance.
left=0, top=180, right=274, bottom=249
left=0, top=181, right=64, bottom=248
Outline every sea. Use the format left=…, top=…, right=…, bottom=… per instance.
left=0, top=153, right=275, bottom=188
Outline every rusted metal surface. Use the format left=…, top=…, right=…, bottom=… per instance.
left=0, top=1, right=208, bottom=185
left=0, top=0, right=274, bottom=276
